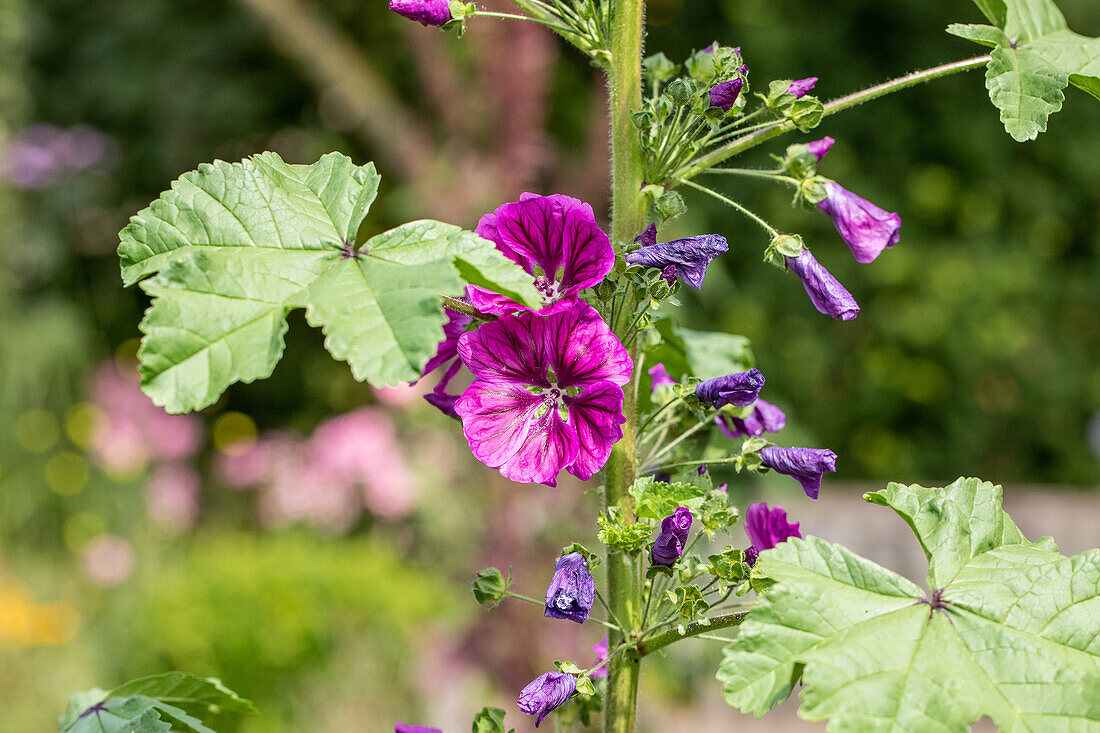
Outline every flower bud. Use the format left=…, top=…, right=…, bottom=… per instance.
left=760, top=446, right=837, bottom=499
left=785, top=248, right=860, bottom=320
left=389, top=0, right=452, bottom=26
left=471, top=566, right=510, bottom=607
left=695, top=369, right=765, bottom=408
left=518, top=671, right=576, bottom=727
left=817, top=182, right=901, bottom=263
left=650, top=507, right=693, bottom=566
left=665, top=78, right=695, bottom=106
left=708, top=78, right=743, bottom=112
left=654, top=190, right=687, bottom=221
left=544, top=552, right=596, bottom=623
left=786, top=77, right=818, bottom=98
left=643, top=52, right=678, bottom=84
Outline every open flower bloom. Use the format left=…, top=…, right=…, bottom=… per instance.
left=395, top=725, right=442, bottom=733
left=760, top=446, right=837, bottom=499
left=591, top=637, right=609, bottom=678
left=717, top=397, right=786, bottom=439
left=544, top=552, right=596, bottom=623
left=787, top=77, right=818, bottom=98
left=808, top=136, right=835, bottom=161
left=468, top=193, right=614, bottom=315
left=626, top=224, right=728, bottom=290
left=744, top=502, right=801, bottom=565
left=786, top=248, right=860, bottom=321
left=388, top=0, right=451, bottom=26
left=818, top=182, right=901, bottom=263
left=651, top=506, right=693, bottom=565
left=455, top=301, right=632, bottom=486
left=518, top=671, right=576, bottom=727
left=648, top=362, right=675, bottom=390
left=696, top=368, right=765, bottom=409
left=709, top=78, right=744, bottom=111
left=416, top=297, right=473, bottom=417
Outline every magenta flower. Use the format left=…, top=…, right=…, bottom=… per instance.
left=544, top=552, right=596, bottom=624
left=709, top=78, right=744, bottom=111
left=455, top=301, right=631, bottom=486
left=717, top=398, right=786, bottom=440
left=808, top=136, right=835, bottom=161
left=518, top=671, right=576, bottom=727
left=744, top=502, right=802, bottom=565
left=760, top=446, right=837, bottom=499
left=468, top=193, right=614, bottom=315
left=648, top=363, right=675, bottom=390
left=389, top=0, right=451, bottom=26
left=416, top=297, right=473, bottom=417
left=787, top=77, right=818, bottom=98
left=626, top=224, right=728, bottom=290
left=591, top=637, right=609, bottom=678
left=651, top=507, right=693, bottom=565
left=695, top=368, right=765, bottom=409
left=818, top=182, right=901, bottom=263
left=786, top=248, right=860, bottom=320
left=395, top=725, right=442, bottom=733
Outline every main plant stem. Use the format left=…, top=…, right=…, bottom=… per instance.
left=604, top=0, right=647, bottom=730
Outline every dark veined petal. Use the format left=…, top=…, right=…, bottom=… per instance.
left=818, top=181, right=901, bottom=264
left=716, top=397, right=786, bottom=439
left=744, top=502, right=801, bottom=555
left=626, top=233, right=728, bottom=290
left=563, top=381, right=626, bottom=481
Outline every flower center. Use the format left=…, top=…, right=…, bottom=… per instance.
left=532, top=383, right=569, bottom=421
left=533, top=274, right=563, bottom=304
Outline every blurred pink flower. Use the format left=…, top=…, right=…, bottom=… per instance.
left=146, top=464, right=200, bottom=534
left=2, top=123, right=115, bottom=189
left=82, top=535, right=134, bottom=587
left=372, top=381, right=429, bottom=409
left=216, top=432, right=297, bottom=489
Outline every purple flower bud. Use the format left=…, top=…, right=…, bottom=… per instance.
left=697, top=464, right=708, bottom=475
left=651, top=507, right=692, bottom=565
left=695, top=368, right=765, bottom=409
left=395, top=725, right=442, bottom=733
left=652, top=471, right=672, bottom=484
left=626, top=231, right=729, bottom=290
left=716, top=398, right=786, bottom=440
left=760, top=446, right=837, bottom=499
left=787, top=77, right=818, bottom=98
left=744, top=502, right=801, bottom=565
left=808, top=136, right=835, bottom=161
left=518, top=671, right=576, bottom=727
left=709, top=79, right=744, bottom=112
left=591, top=637, right=609, bottom=678
left=786, top=249, right=860, bottom=321
left=817, top=182, right=901, bottom=264
left=662, top=506, right=693, bottom=544
left=744, top=547, right=759, bottom=566
left=648, top=363, right=675, bottom=390
left=389, top=0, right=452, bottom=26
left=544, top=552, right=596, bottom=624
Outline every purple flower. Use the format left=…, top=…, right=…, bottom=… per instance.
left=468, top=193, right=614, bottom=315
left=395, top=725, right=442, bottom=733
left=455, top=301, right=632, bottom=486
left=808, top=136, right=835, bottom=161
left=518, top=671, right=576, bottom=727
left=416, top=297, right=473, bottom=417
left=626, top=226, right=728, bottom=290
left=716, top=398, right=786, bottom=440
left=695, top=368, right=765, bottom=409
left=818, top=182, right=901, bottom=264
left=760, top=446, right=837, bottom=499
left=544, top=552, right=596, bottom=623
left=709, top=78, right=744, bottom=111
left=389, top=0, right=451, bottom=25
left=787, top=77, right=818, bottom=98
left=786, top=248, right=860, bottom=321
left=591, top=637, right=609, bottom=678
left=651, top=507, right=693, bottom=565
left=744, top=502, right=801, bottom=566
left=648, top=363, right=675, bottom=390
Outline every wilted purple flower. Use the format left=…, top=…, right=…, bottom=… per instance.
left=716, top=398, right=786, bottom=440
left=544, top=552, right=596, bottom=623
left=591, top=637, right=609, bottom=678
left=651, top=507, right=693, bottom=565
left=696, top=368, right=765, bottom=409
left=648, top=363, right=675, bottom=390
left=818, top=182, right=901, bottom=264
left=416, top=296, right=473, bottom=418
left=787, top=77, right=818, bottom=98
left=744, top=502, right=801, bottom=566
left=786, top=248, right=860, bottom=321
left=468, top=193, right=614, bottom=315
left=709, top=78, right=744, bottom=111
left=388, top=0, right=451, bottom=26
left=808, top=136, right=835, bottom=161
left=518, top=671, right=576, bottom=727
left=455, top=301, right=631, bottom=486
left=395, top=725, right=442, bottom=733
left=626, top=225, right=728, bottom=290
left=760, top=446, right=837, bottom=499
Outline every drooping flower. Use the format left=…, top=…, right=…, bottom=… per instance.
left=696, top=368, right=765, bottom=409
left=786, top=248, right=860, bottom=321
left=709, top=78, right=744, bottom=111
left=651, top=507, right=693, bottom=565
left=760, top=446, right=837, bottom=499
left=591, top=637, right=609, bottom=678
left=626, top=224, right=728, bottom=290
left=468, top=194, right=614, bottom=315
left=544, top=552, right=596, bottom=624
left=716, top=398, right=786, bottom=440
left=518, top=671, right=576, bottom=727
left=395, top=724, right=442, bottom=733
left=416, top=298, right=473, bottom=418
left=648, top=363, right=675, bottom=390
left=818, top=182, right=901, bottom=264
left=744, top=502, right=801, bottom=566
left=389, top=0, right=452, bottom=26
left=787, top=77, right=818, bottom=98
left=808, top=136, right=835, bottom=161
left=455, top=301, right=632, bottom=486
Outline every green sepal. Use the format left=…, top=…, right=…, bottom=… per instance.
left=471, top=706, right=514, bottom=733
left=471, top=566, right=512, bottom=608
left=574, top=676, right=596, bottom=697
left=560, top=543, right=601, bottom=569
left=554, top=661, right=584, bottom=675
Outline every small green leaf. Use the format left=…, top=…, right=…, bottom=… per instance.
left=628, top=476, right=709, bottom=520
left=107, top=672, right=257, bottom=717
left=472, top=706, right=513, bottom=733
left=986, top=44, right=1067, bottom=142
left=560, top=543, right=601, bottom=569
left=131, top=709, right=172, bottom=733
left=946, top=22, right=1009, bottom=47
left=554, top=661, right=584, bottom=675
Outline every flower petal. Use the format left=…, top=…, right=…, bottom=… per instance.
left=564, top=381, right=626, bottom=480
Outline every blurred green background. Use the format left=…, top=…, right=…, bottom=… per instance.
left=1, top=0, right=1097, bottom=730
